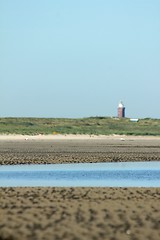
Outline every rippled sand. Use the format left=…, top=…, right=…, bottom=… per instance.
left=0, top=137, right=160, bottom=240
left=1, top=137, right=160, bottom=165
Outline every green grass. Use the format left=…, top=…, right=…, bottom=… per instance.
left=0, top=117, right=160, bottom=136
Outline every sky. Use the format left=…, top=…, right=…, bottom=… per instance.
left=0, top=0, right=160, bottom=119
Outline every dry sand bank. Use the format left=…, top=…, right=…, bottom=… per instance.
left=0, top=138, right=160, bottom=239
left=0, top=187, right=160, bottom=240
left=0, top=134, right=160, bottom=141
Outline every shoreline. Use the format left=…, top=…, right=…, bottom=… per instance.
left=0, top=134, right=160, bottom=141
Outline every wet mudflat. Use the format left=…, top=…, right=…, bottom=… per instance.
left=0, top=137, right=160, bottom=165
left=0, top=137, right=160, bottom=239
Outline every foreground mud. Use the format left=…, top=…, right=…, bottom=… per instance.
left=0, top=187, right=160, bottom=240
left=0, top=138, right=160, bottom=239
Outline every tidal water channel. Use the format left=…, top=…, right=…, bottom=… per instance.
left=0, top=162, right=160, bottom=187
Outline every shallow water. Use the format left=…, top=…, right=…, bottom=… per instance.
left=0, top=162, right=160, bottom=187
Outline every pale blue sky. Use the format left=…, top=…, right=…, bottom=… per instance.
left=1, top=0, right=160, bottom=118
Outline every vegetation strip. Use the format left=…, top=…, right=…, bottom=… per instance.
left=0, top=117, right=160, bottom=136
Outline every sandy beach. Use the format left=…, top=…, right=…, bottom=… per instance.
left=0, top=133, right=160, bottom=141
left=0, top=135, right=160, bottom=239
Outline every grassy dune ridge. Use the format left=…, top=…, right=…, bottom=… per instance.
left=0, top=117, right=160, bottom=136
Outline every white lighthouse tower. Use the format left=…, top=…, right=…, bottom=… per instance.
left=117, top=101, right=125, bottom=118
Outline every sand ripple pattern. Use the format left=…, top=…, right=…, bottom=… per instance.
left=0, top=187, right=160, bottom=240
left=0, top=139, right=160, bottom=165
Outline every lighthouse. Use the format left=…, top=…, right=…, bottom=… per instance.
left=117, top=101, right=125, bottom=118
